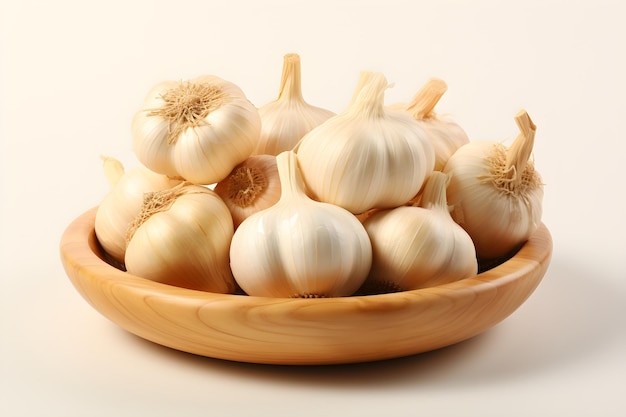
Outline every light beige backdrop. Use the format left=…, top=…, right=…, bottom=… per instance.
left=1, top=1, right=624, bottom=416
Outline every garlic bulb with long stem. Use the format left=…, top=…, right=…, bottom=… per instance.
left=443, top=109, right=543, bottom=260
left=296, top=71, right=435, bottom=214
left=394, top=78, right=470, bottom=171
left=132, top=75, right=261, bottom=185
left=214, top=154, right=281, bottom=229
left=254, top=53, right=335, bottom=155
left=95, top=157, right=182, bottom=265
left=229, top=150, right=372, bottom=298
left=124, top=182, right=236, bottom=293
left=360, top=171, right=477, bottom=294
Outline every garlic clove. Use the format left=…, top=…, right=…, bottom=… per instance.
left=214, top=154, right=281, bottom=229
left=254, top=53, right=335, bottom=156
left=443, top=109, right=543, bottom=260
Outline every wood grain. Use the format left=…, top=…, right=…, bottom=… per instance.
left=60, top=207, right=552, bottom=365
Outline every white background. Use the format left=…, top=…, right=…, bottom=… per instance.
left=1, top=0, right=625, bottom=416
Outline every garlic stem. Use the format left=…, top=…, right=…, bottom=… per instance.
left=505, top=109, right=537, bottom=186
left=348, top=71, right=388, bottom=119
left=101, top=156, right=125, bottom=189
left=405, top=78, right=448, bottom=120
left=277, top=53, right=304, bottom=102
left=277, top=151, right=308, bottom=202
left=348, top=71, right=376, bottom=105
left=418, top=172, right=449, bottom=212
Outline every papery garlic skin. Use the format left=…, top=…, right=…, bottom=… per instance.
left=417, top=120, right=469, bottom=171
left=296, top=71, right=435, bottom=214
left=254, top=53, right=335, bottom=155
left=214, top=154, right=281, bottom=229
left=443, top=110, right=543, bottom=260
left=390, top=78, right=470, bottom=171
left=229, top=150, right=372, bottom=298
left=132, top=75, right=261, bottom=185
left=95, top=157, right=182, bottom=265
left=125, top=183, right=236, bottom=293
left=362, top=172, right=477, bottom=293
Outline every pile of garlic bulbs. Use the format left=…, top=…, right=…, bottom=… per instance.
left=94, top=53, right=544, bottom=297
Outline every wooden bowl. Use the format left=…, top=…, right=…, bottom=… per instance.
left=60, top=207, right=552, bottom=365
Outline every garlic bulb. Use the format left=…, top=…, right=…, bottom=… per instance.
left=296, top=71, right=435, bottom=214
left=125, top=183, right=236, bottom=293
left=132, top=75, right=261, bottom=185
left=361, top=172, right=477, bottom=293
left=443, top=109, right=543, bottom=260
left=95, top=156, right=182, bottom=265
left=214, top=154, right=281, bottom=229
left=391, top=78, right=470, bottom=171
left=254, top=53, right=335, bottom=155
left=229, top=150, right=372, bottom=298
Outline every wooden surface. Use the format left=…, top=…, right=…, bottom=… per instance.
left=60, top=207, right=552, bottom=365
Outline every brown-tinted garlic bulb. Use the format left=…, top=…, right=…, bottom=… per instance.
left=443, top=110, right=543, bottom=260
left=392, top=78, right=469, bottom=171
left=214, top=154, right=281, bottom=229
left=125, top=183, right=236, bottom=293
left=254, top=53, right=335, bottom=155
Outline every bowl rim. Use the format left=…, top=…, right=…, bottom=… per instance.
left=60, top=207, right=553, bottom=364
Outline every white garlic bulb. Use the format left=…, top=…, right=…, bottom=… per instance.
left=132, top=75, right=261, bottom=185
left=214, top=154, right=281, bottom=229
left=361, top=172, right=478, bottom=293
left=95, top=157, right=182, bottom=265
left=254, top=53, right=335, bottom=155
left=392, top=78, right=470, bottom=171
left=125, top=183, right=236, bottom=293
left=296, top=71, right=435, bottom=214
left=229, top=150, right=372, bottom=298
left=443, top=110, right=543, bottom=260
